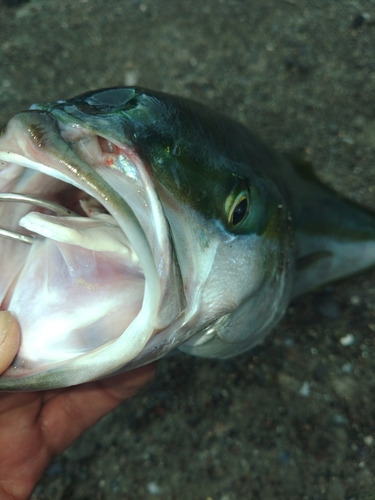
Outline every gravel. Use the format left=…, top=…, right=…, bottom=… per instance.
left=0, top=0, right=374, bottom=498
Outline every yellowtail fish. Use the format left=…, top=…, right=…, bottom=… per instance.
left=0, top=87, right=374, bottom=390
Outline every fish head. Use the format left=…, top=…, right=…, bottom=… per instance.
left=0, top=88, right=293, bottom=389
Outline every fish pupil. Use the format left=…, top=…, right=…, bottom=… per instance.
left=232, top=198, right=248, bottom=226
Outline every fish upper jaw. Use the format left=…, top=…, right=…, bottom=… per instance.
left=0, top=110, right=185, bottom=390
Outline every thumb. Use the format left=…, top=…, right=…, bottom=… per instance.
left=0, top=311, right=20, bottom=374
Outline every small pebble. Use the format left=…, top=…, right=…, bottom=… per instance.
left=350, top=295, right=361, bottom=306
left=341, top=134, right=355, bottom=145
left=341, top=362, right=353, bottom=373
left=124, top=70, right=138, bottom=86
left=278, top=373, right=300, bottom=393
left=340, top=333, right=355, bottom=346
left=299, top=381, right=311, bottom=397
left=352, top=14, right=365, bottom=29
left=364, top=436, right=374, bottom=446
left=331, top=376, right=357, bottom=399
left=147, top=482, right=162, bottom=495
left=330, top=414, right=348, bottom=426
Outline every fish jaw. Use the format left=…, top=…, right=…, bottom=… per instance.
left=0, top=110, right=184, bottom=390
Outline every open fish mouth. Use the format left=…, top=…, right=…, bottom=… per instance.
left=0, top=109, right=183, bottom=389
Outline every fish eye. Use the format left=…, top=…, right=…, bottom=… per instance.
left=226, top=189, right=250, bottom=229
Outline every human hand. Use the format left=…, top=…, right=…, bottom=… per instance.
left=0, top=311, right=156, bottom=500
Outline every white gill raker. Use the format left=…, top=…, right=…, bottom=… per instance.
left=19, top=212, right=140, bottom=263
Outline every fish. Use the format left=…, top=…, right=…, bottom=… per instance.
left=0, top=87, right=375, bottom=391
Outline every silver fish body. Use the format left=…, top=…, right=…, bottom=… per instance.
left=0, top=87, right=373, bottom=390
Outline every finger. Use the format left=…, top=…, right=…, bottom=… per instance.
left=40, top=363, right=156, bottom=456
left=99, top=362, right=157, bottom=401
left=0, top=311, right=20, bottom=373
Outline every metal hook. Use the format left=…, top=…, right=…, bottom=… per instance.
left=0, top=192, right=78, bottom=244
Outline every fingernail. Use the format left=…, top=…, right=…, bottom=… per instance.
left=0, top=311, right=20, bottom=373
left=0, top=311, right=12, bottom=344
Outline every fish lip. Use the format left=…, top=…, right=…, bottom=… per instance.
left=0, top=109, right=185, bottom=389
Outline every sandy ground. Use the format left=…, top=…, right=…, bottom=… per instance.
left=0, top=0, right=375, bottom=498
